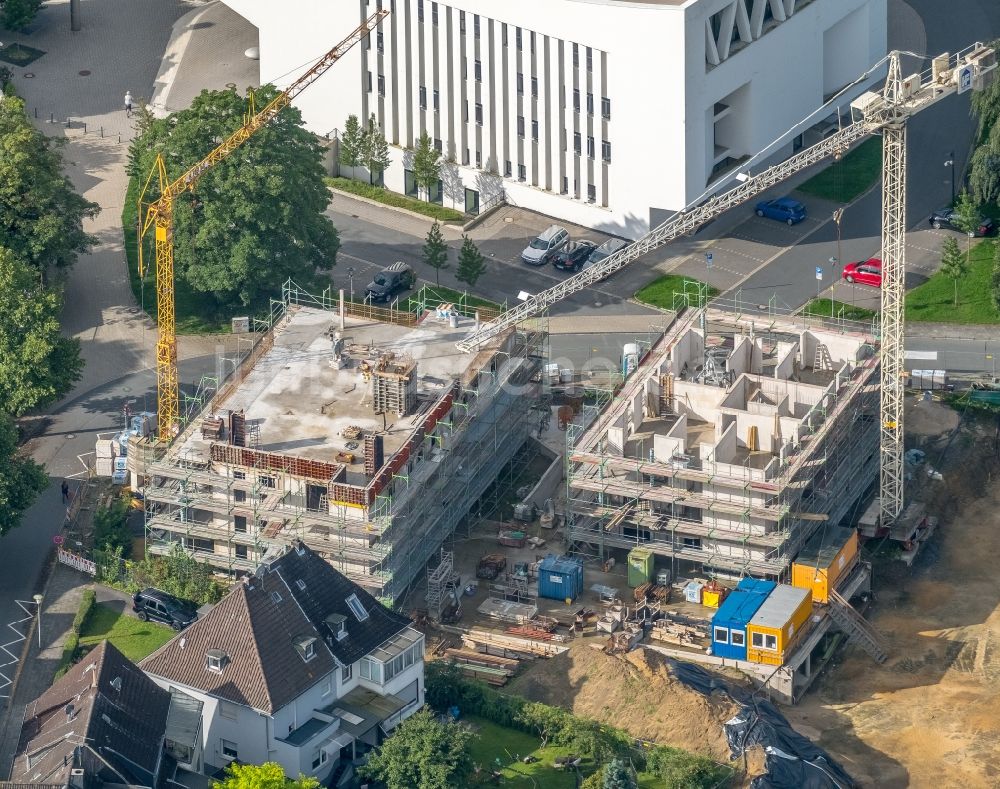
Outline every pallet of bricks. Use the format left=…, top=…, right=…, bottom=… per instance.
left=443, top=648, right=520, bottom=686
left=649, top=617, right=708, bottom=648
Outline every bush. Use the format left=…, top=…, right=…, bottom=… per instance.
left=54, top=588, right=96, bottom=676
left=72, top=589, right=96, bottom=632
left=645, top=745, right=733, bottom=789
left=93, top=499, right=131, bottom=556
left=325, top=177, right=465, bottom=221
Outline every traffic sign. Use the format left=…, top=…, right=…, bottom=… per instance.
left=52, top=535, right=64, bottom=545
left=705, top=252, right=714, bottom=268
left=815, top=266, right=823, bottom=280
left=958, top=65, right=974, bottom=95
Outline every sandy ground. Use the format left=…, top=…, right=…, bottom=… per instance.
left=785, top=397, right=1000, bottom=788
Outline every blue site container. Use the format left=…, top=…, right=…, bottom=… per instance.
left=537, top=555, right=583, bottom=601
left=711, top=580, right=776, bottom=661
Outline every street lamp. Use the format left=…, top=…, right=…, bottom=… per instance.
left=944, top=152, right=956, bottom=204
left=347, top=267, right=355, bottom=302
left=32, top=594, right=43, bottom=648
left=828, top=257, right=839, bottom=317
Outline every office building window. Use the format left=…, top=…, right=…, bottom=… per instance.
left=517, top=73, right=523, bottom=94
left=474, top=14, right=480, bottom=38
left=502, top=24, right=507, bottom=46
left=531, top=119, right=538, bottom=141
left=459, top=10, right=465, bottom=33
left=474, top=59, right=482, bottom=81
left=562, top=176, right=569, bottom=194
left=377, top=75, right=385, bottom=96
left=516, top=27, right=522, bottom=50
left=586, top=47, right=593, bottom=71
left=530, top=31, right=535, bottom=54
left=586, top=92, right=594, bottom=115
left=587, top=136, right=595, bottom=159
left=376, top=31, right=383, bottom=52
left=588, top=184, right=596, bottom=202
left=475, top=102, right=483, bottom=125
left=602, top=140, right=612, bottom=162
left=572, top=43, right=579, bottom=67
left=433, top=89, right=439, bottom=110
left=417, top=0, right=423, bottom=21
left=573, top=132, right=581, bottom=155
left=434, top=137, right=442, bottom=152
left=463, top=148, right=470, bottom=165
left=531, top=76, right=538, bottom=98
left=235, top=544, right=248, bottom=560
left=573, top=89, right=580, bottom=112
left=475, top=150, right=482, bottom=168
left=419, top=86, right=427, bottom=109
left=366, top=71, right=372, bottom=92
left=517, top=115, right=525, bottom=137
left=518, top=164, right=526, bottom=181
left=601, top=96, right=611, bottom=119
left=504, top=160, right=512, bottom=177
left=431, top=1, right=437, bottom=24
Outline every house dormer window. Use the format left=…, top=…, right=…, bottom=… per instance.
left=206, top=649, right=228, bottom=673
left=345, top=593, right=369, bottom=622
left=326, top=613, right=347, bottom=641
left=294, top=635, right=318, bottom=663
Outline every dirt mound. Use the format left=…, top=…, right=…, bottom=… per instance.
left=505, top=643, right=741, bottom=762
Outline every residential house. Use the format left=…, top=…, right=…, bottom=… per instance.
left=5, top=640, right=203, bottom=789
left=140, top=541, right=424, bottom=783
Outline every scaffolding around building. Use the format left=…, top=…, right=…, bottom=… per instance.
left=564, top=301, right=880, bottom=583
left=135, top=280, right=548, bottom=606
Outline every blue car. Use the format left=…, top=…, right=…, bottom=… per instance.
left=755, top=197, right=807, bottom=225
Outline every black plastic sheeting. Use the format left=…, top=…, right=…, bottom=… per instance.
left=666, top=659, right=856, bottom=789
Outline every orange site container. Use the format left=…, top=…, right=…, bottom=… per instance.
left=791, top=526, right=859, bottom=604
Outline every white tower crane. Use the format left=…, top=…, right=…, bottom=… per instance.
left=457, top=44, right=996, bottom=528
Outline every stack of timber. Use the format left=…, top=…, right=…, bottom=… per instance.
left=633, top=582, right=671, bottom=603
left=649, top=618, right=708, bottom=648
left=462, top=628, right=570, bottom=658
left=444, top=648, right=520, bottom=686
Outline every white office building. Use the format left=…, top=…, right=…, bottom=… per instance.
left=224, top=0, right=886, bottom=238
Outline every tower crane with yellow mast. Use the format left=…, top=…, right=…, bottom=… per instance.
left=138, top=10, right=388, bottom=442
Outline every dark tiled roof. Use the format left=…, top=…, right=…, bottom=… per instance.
left=140, top=543, right=412, bottom=713
left=269, top=542, right=412, bottom=665
left=14, top=641, right=170, bottom=786
left=140, top=564, right=336, bottom=713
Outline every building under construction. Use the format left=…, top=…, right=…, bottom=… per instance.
left=133, top=291, right=545, bottom=606
left=566, top=306, right=881, bottom=582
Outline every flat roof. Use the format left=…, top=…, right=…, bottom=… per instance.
left=795, top=525, right=855, bottom=569
left=748, top=584, right=811, bottom=630
left=172, top=307, right=479, bottom=474
left=713, top=589, right=770, bottom=630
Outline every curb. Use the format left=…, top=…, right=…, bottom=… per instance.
left=327, top=185, right=466, bottom=230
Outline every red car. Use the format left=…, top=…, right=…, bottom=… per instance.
left=842, top=258, right=882, bottom=287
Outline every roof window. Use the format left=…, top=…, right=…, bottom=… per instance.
left=294, top=635, right=318, bottom=662
left=346, top=593, right=369, bottom=622
left=270, top=590, right=283, bottom=604
left=206, top=649, right=229, bottom=673
left=296, top=579, right=307, bottom=591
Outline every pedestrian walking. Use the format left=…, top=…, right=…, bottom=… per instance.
left=61, top=480, right=70, bottom=504
left=124, top=90, right=133, bottom=117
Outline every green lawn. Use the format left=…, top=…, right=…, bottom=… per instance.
left=78, top=603, right=175, bottom=663
left=798, top=137, right=883, bottom=204
left=326, top=177, right=465, bottom=222
left=802, top=298, right=877, bottom=321
left=465, top=717, right=663, bottom=788
left=905, top=238, right=1000, bottom=324
left=635, top=275, right=719, bottom=310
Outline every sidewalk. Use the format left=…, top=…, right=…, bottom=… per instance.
left=0, top=563, right=91, bottom=778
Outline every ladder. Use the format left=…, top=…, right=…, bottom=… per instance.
left=659, top=374, right=674, bottom=416
left=828, top=590, right=888, bottom=663
left=813, top=343, right=833, bottom=372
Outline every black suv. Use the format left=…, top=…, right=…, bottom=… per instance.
left=133, top=588, right=198, bottom=630
left=928, top=208, right=995, bottom=237
left=551, top=241, right=597, bottom=272
left=365, top=262, right=416, bottom=302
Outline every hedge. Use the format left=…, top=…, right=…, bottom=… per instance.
left=425, top=663, right=733, bottom=788
left=53, top=589, right=96, bottom=680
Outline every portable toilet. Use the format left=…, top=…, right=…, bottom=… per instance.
left=537, top=555, right=583, bottom=602
left=711, top=580, right=775, bottom=660
left=683, top=580, right=705, bottom=604
left=791, top=526, right=859, bottom=604
left=746, top=585, right=814, bottom=666
left=627, top=548, right=654, bottom=587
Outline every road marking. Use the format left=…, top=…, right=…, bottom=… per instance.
left=0, top=600, right=40, bottom=698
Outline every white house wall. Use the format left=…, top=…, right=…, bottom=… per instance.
left=221, top=0, right=886, bottom=239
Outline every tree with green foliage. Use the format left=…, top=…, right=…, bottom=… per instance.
left=94, top=498, right=131, bottom=556
left=940, top=235, right=967, bottom=307
left=361, top=113, right=391, bottom=186
left=411, top=131, right=441, bottom=199
left=0, top=247, right=83, bottom=416
left=952, top=191, right=982, bottom=267
left=423, top=221, right=449, bottom=285
left=212, top=761, right=318, bottom=789
left=0, top=414, right=47, bottom=536
left=338, top=114, right=363, bottom=179
left=602, top=757, right=638, bottom=789
left=361, top=709, right=473, bottom=789
left=120, top=544, right=224, bottom=605
left=1, top=0, right=42, bottom=31
left=455, top=234, right=487, bottom=288
left=127, top=86, right=339, bottom=308
left=0, top=96, right=99, bottom=271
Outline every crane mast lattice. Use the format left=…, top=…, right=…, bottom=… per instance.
left=139, top=10, right=389, bottom=441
